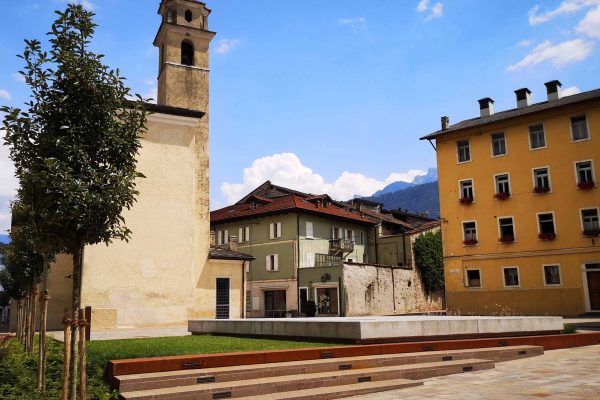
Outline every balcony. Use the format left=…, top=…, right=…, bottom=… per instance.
left=329, top=239, right=354, bottom=255
left=315, top=253, right=343, bottom=268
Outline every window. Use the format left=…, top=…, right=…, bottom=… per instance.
left=498, top=217, right=515, bottom=242
left=529, top=124, right=546, bottom=149
left=576, top=161, right=595, bottom=187
left=494, top=174, right=511, bottom=198
left=544, top=265, right=561, bottom=286
left=463, top=221, right=478, bottom=245
left=185, top=9, right=193, bottom=22
left=356, top=231, right=364, bottom=245
left=305, top=253, right=315, bottom=268
left=459, top=180, right=474, bottom=202
left=181, top=41, right=194, bottom=66
left=491, top=132, right=507, bottom=156
left=503, top=267, right=520, bottom=287
left=581, top=208, right=600, bottom=234
left=266, top=254, right=279, bottom=271
left=306, top=221, right=314, bottom=239
left=217, top=230, right=228, bottom=245
left=269, top=222, right=282, bottom=239
left=345, top=229, right=354, bottom=241
left=533, top=167, right=551, bottom=193
left=571, top=115, right=589, bottom=141
left=466, top=269, right=481, bottom=288
left=332, top=227, right=340, bottom=240
left=537, top=213, right=556, bottom=240
left=238, top=226, right=250, bottom=243
left=457, top=140, right=471, bottom=163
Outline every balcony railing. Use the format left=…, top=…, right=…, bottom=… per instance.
left=315, top=253, right=343, bottom=268
left=329, top=239, right=354, bottom=254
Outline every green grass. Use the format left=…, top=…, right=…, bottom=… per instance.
left=1, top=335, right=343, bottom=399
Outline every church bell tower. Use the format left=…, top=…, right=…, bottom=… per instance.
left=154, top=0, right=215, bottom=112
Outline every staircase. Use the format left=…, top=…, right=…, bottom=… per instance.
left=116, top=345, right=542, bottom=400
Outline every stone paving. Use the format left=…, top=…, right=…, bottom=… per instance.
left=348, top=345, right=600, bottom=399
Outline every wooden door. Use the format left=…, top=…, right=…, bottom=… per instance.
left=587, top=271, right=600, bottom=311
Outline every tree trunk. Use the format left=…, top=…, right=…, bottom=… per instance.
left=78, top=309, right=87, bottom=400
left=62, top=311, right=71, bottom=400
left=38, top=258, right=50, bottom=397
left=24, top=292, right=31, bottom=351
left=68, top=246, right=83, bottom=400
left=16, top=300, right=22, bottom=344
left=29, top=288, right=38, bottom=354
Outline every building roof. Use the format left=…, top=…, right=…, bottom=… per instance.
left=144, top=102, right=205, bottom=119
left=211, top=194, right=375, bottom=225
left=420, top=87, right=600, bottom=141
left=209, top=246, right=254, bottom=261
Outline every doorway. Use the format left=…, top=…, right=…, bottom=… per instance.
left=216, top=278, right=230, bottom=319
left=315, top=287, right=339, bottom=316
left=264, top=290, right=286, bottom=318
left=585, top=264, right=600, bottom=311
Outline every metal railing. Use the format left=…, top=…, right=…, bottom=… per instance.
left=329, top=239, right=355, bottom=253
left=315, top=253, right=343, bottom=268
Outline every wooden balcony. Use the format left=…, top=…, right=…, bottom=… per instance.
left=329, top=239, right=354, bottom=255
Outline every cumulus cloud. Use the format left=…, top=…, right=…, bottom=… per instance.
left=528, top=0, right=600, bottom=25
left=0, top=130, right=17, bottom=233
left=338, top=17, right=367, bottom=28
left=416, top=0, right=429, bottom=12
left=517, top=39, right=532, bottom=47
left=562, top=85, right=582, bottom=95
left=214, top=39, right=241, bottom=54
left=577, top=4, right=600, bottom=37
left=0, top=90, right=12, bottom=101
left=416, top=1, right=443, bottom=20
left=506, top=39, right=593, bottom=71
left=220, top=152, right=427, bottom=204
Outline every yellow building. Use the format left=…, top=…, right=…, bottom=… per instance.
left=422, top=81, right=600, bottom=316
left=10, top=0, right=254, bottom=331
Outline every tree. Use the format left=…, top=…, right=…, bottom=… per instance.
left=1, top=5, right=147, bottom=399
left=412, top=230, right=444, bottom=294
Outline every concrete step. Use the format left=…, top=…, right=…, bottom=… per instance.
left=116, top=345, right=539, bottom=392
left=237, top=378, right=423, bottom=400
left=119, top=358, right=493, bottom=400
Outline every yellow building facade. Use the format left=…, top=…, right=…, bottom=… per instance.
left=423, top=82, right=600, bottom=316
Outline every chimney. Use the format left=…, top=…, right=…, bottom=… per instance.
left=228, top=235, right=238, bottom=252
left=544, top=80, right=562, bottom=101
left=514, top=88, right=531, bottom=108
left=441, top=116, right=449, bottom=130
left=478, top=98, right=494, bottom=117
left=210, top=231, right=216, bottom=246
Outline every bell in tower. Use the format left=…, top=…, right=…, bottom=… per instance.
left=154, top=0, right=215, bottom=112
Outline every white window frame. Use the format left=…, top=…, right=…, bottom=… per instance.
left=345, top=229, right=354, bottom=241
left=269, top=222, right=282, bottom=239
left=306, top=221, right=314, bottom=239
left=502, top=266, right=521, bottom=288
left=313, top=284, right=341, bottom=316
left=458, top=178, right=475, bottom=202
left=570, top=113, right=591, bottom=143
left=462, top=220, right=478, bottom=244
left=464, top=268, right=482, bottom=288
left=490, top=132, right=508, bottom=157
left=528, top=123, right=547, bottom=151
left=266, top=254, right=279, bottom=271
left=574, top=159, right=596, bottom=187
left=580, top=207, right=600, bottom=232
left=531, top=166, right=552, bottom=193
left=332, top=226, right=341, bottom=240
left=218, top=229, right=229, bottom=245
left=542, top=264, right=562, bottom=287
left=238, top=226, right=250, bottom=243
left=493, top=172, right=511, bottom=196
left=536, top=211, right=557, bottom=236
left=456, top=139, right=472, bottom=164
left=497, top=216, right=516, bottom=242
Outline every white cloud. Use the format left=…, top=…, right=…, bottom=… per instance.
left=506, top=39, right=593, bottom=71
left=0, top=129, right=17, bottom=232
left=528, top=0, right=600, bottom=25
left=577, top=4, right=600, bottom=37
left=220, top=152, right=427, bottom=204
left=63, top=0, right=94, bottom=11
left=426, top=2, right=444, bottom=20
left=214, top=39, right=241, bottom=55
left=416, top=0, right=429, bottom=12
left=517, top=39, right=532, bottom=47
left=338, top=17, right=367, bottom=28
left=562, top=85, right=582, bottom=95
left=0, top=90, right=11, bottom=101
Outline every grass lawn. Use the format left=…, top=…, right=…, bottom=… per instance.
left=1, top=335, right=344, bottom=399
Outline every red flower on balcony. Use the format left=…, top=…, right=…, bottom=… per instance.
left=578, top=181, right=595, bottom=190
left=533, top=186, right=550, bottom=194
left=463, top=239, right=478, bottom=246
left=538, top=232, right=556, bottom=241
left=494, top=192, right=510, bottom=200
left=459, top=197, right=474, bottom=205
left=499, top=235, right=515, bottom=243
left=583, top=229, right=600, bottom=237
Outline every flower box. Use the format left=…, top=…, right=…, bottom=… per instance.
left=494, top=192, right=510, bottom=200
left=459, top=197, right=474, bottom=205
left=583, top=229, right=600, bottom=237
left=499, top=235, right=515, bottom=243
left=533, top=186, right=550, bottom=194
left=538, top=232, right=556, bottom=241
left=463, top=239, right=478, bottom=246
left=578, top=181, right=595, bottom=190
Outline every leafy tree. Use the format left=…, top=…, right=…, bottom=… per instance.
left=413, top=230, right=444, bottom=293
left=2, top=4, right=147, bottom=399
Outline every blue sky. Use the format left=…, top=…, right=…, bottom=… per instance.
left=1, top=0, right=600, bottom=231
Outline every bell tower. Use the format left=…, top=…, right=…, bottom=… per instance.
left=154, top=0, right=215, bottom=112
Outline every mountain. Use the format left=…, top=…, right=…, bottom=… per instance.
left=366, top=181, right=440, bottom=218
left=0, top=235, right=9, bottom=245
left=372, top=168, right=438, bottom=196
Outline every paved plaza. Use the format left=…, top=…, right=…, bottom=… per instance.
left=349, top=344, right=600, bottom=399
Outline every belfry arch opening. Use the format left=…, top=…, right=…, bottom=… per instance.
left=181, top=41, right=194, bottom=66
